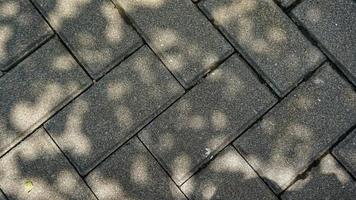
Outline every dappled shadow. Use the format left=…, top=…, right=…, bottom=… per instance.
left=44, top=45, right=184, bottom=175
left=0, top=0, right=52, bottom=71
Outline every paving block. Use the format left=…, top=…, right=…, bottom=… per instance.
left=332, top=129, right=356, bottom=178
left=200, top=0, right=325, bottom=96
left=139, top=53, right=277, bottom=185
left=0, top=0, right=53, bottom=71
left=113, top=0, right=234, bottom=88
left=86, top=137, right=186, bottom=200
left=281, top=154, right=356, bottom=200
left=234, top=63, right=356, bottom=193
left=275, top=0, right=296, bottom=8
left=0, top=38, right=91, bottom=156
left=32, top=0, right=143, bottom=79
left=0, top=191, right=6, bottom=200
left=181, top=146, right=277, bottom=200
left=0, top=128, right=96, bottom=200
left=45, top=46, right=184, bottom=175
left=292, top=0, right=356, bottom=86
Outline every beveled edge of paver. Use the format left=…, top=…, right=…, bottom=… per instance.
left=44, top=45, right=185, bottom=176
left=0, top=189, right=6, bottom=200
left=290, top=2, right=356, bottom=87
left=139, top=54, right=278, bottom=185
left=31, top=0, right=144, bottom=80
left=332, top=128, right=356, bottom=178
left=0, top=37, right=93, bottom=157
left=0, top=31, right=54, bottom=72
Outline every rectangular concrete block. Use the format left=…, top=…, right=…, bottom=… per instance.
left=292, top=0, right=356, bottom=86
left=234, top=63, right=356, bottom=193
left=139, top=53, right=277, bottom=185
left=0, top=128, right=96, bottom=200
left=0, top=38, right=91, bottom=156
left=181, top=146, right=277, bottom=200
left=332, top=129, right=356, bottom=178
left=281, top=154, right=356, bottom=200
left=45, top=45, right=185, bottom=175
left=0, top=0, right=53, bottom=71
left=86, top=137, right=186, bottom=200
left=32, top=0, right=143, bottom=79
left=200, top=0, right=325, bottom=96
left=113, top=0, right=234, bottom=88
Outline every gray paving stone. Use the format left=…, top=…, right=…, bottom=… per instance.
left=86, top=137, right=186, bottom=200
left=275, top=0, right=296, bottom=8
left=181, top=146, right=277, bottom=200
left=0, top=0, right=53, bottom=71
left=0, top=191, right=6, bottom=200
left=45, top=46, right=184, bottom=175
left=32, top=0, right=143, bottom=79
left=200, top=0, right=325, bottom=97
left=292, top=0, right=356, bottom=86
left=113, top=0, right=234, bottom=88
left=0, top=38, right=91, bottom=156
left=0, top=128, right=96, bottom=200
left=281, top=154, right=356, bottom=200
left=139, top=54, right=277, bottom=185
left=332, top=129, right=356, bottom=178
left=234, top=63, right=356, bottom=193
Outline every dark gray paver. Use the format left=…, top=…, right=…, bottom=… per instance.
left=181, top=146, right=277, bottom=200
left=32, top=0, right=143, bottom=79
left=0, top=0, right=53, bottom=71
left=332, top=129, right=356, bottom=178
left=0, top=128, right=96, bottom=200
left=139, top=54, right=277, bottom=185
left=281, top=154, right=356, bottom=200
left=113, top=0, right=234, bottom=88
left=45, top=46, right=184, bottom=175
left=292, top=0, right=356, bottom=86
left=0, top=38, right=91, bottom=156
left=234, top=63, right=356, bottom=193
left=86, top=137, right=186, bottom=200
left=200, top=0, right=325, bottom=96
left=275, top=0, right=296, bottom=8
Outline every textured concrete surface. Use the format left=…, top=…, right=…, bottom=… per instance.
left=281, top=154, right=356, bottom=200
left=0, top=128, right=96, bottom=200
left=86, top=137, right=186, bottom=200
left=292, top=0, right=356, bottom=86
left=0, top=0, right=53, bottom=71
left=332, top=129, right=356, bottom=178
left=45, top=46, right=184, bottom=175
left=0, top=38, right=91, bottom=156
left=1, top=0, right=355, bottom=199
left=234, top=63, right=356, bottom=193
left=181, top=146, right=277, bottom=200
left=200, top=0, right=325, bottom=96
left=32, top=0, right=143, bottom=79
left=113, top=0, right=234, bottom=88
left=140, top=54, right=277, bottom=184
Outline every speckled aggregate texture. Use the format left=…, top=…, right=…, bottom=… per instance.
left=86, top=137, right=186, bottom=200
left=139, top=53, right=277, bottom=185
left=0, top=128, right=96, bottom=200
left=0, top=0, right=53, bottom=71
left=113, top=0, right=234, bottom=88
left=45, top=46, right=184, bottom=175
left=0, top=38, right=91, bottom=157
left=234, top=63, right=356, bottom=193
left=281, top=154, right=356, bottom=200
left=292, top=0, right=356, bottom=86
left=200, top=0, right=325, bottom=96
left=181, top=146, right=277, bottom=200
left=332, top=129, right=356, bottom=178
left=31, top=0, right=143, bottom=79
left=275, top=0, right=296, bottom=8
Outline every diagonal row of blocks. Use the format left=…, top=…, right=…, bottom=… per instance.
left=0, top=0, right=355, bottom=199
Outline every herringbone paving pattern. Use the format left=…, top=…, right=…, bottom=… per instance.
left=0, top=0, right=355, bottom=199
